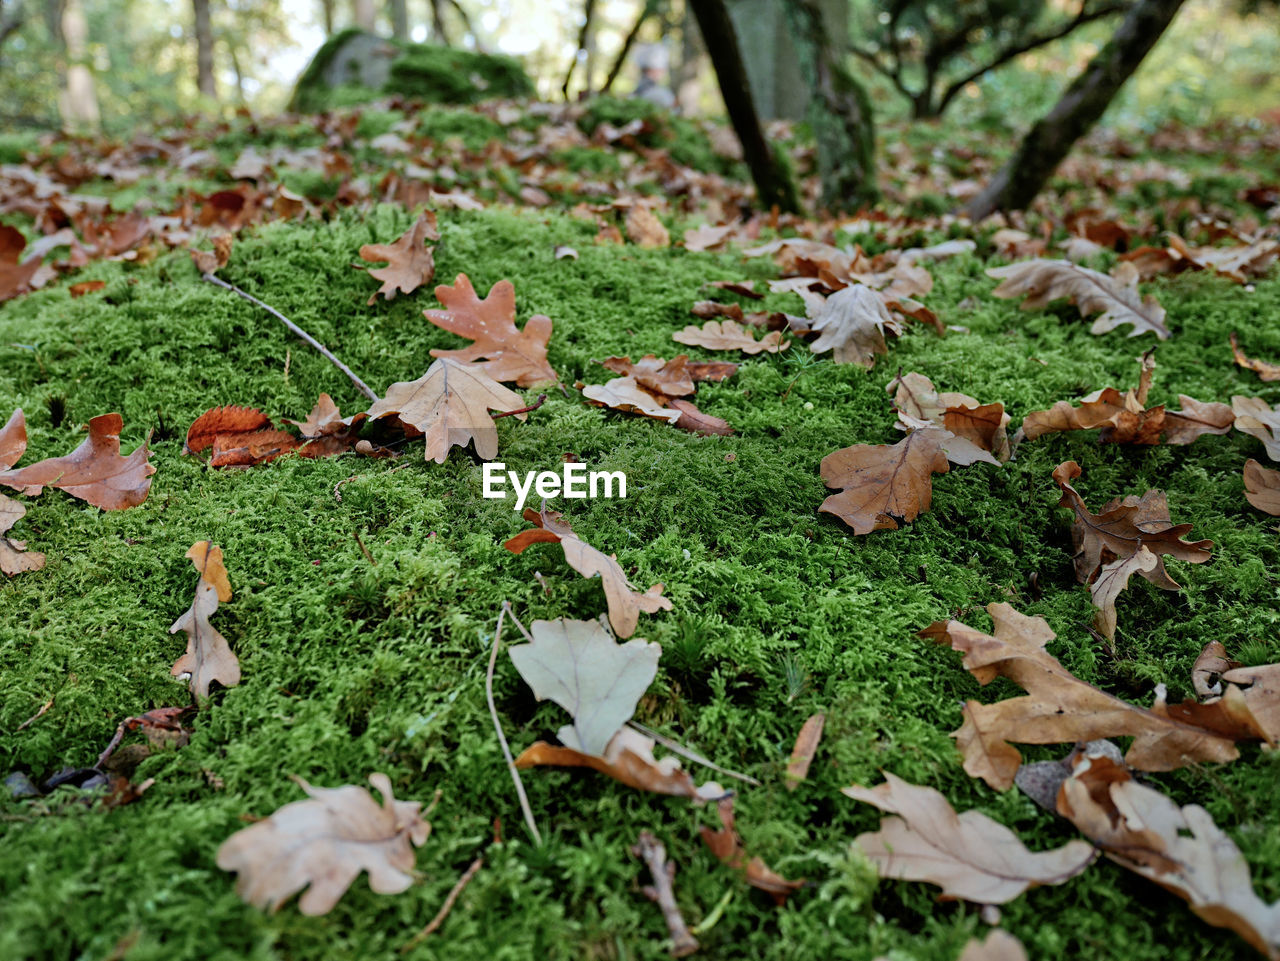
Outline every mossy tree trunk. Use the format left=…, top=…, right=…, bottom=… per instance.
left=688, top=0, right=801, bottom=213
left=783, top=0, right=878, bottom=212
left=965, top=0, right=1186, bottom=220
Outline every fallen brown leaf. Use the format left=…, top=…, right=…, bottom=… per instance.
left=1, top=494, right=45, bottom=576
left=0, top=224, right=42, bottom=302
left=1058, top=751, right=1280, bottom=958
left=366, top=357, right=529, bottom=463
left=515, top=726, right=724, bottom=800
left=0, top=413, right=154, bottom=510
left=425, top=273, right=558, bottom=387
left=625, top=205, right=669, bottom=248
left=806, top=284, right=900, bottom=368
left=921, top=603, right=1265, bottom=790
left=820, top=430, right=950, bottom=535
left=170, top=540, right=240, bottom=699
left=359, top=211, right=439, bottom=305
left=700, top=796, right=804, bottom=904
left=1233, top=396, right=1280, bottom=461
left=785, top=713, right=824, bottom=789
left=216, top=772, right=431, bottom=915
left=843, top=771, right=1095, bottom=904
left=1230, top=333, right=1280, bottom=382
left=69, top=280, right=106, bottom=297
left=1244, top=459, right=1280, bottom=515
left=888, top=372, right=1010, bottom=466
left=988, top=259, right=1170, bottom=339
left=504, top=506, right=671, bottom=638
left=672, top=319, right=789, bottom=355
left=1167, top=233, right=1279, bottom=284
left=957, top=929, right=1028, bottom=961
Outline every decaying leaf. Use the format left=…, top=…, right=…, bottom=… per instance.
left=672, top=320, right=789, bottom=355
left=581, top=356, right=734, bottom=436
left=0, top=224, right=41, bottom=302
left=424, top=273, right=558, bottom=387
left=1021, top=354, right=1232, bottom=446
left=1166, top=233, right=1279, bottom=284
left=843, top=771, right=1095, bottom=904
left=359, top=212, right=439, bottom=305
left=1054, top=459, right=1212, bottom=598
left=601, top=355, right=695, bottom=398
left=888, top=372, right=1010, bottom=466
left=699, top=796, right=805, bottom=904
left=1, top=494, right=45, bottom=576
left=504, top=507, right=671, bottom=638
left=624, top=204, right=669, bottom=248
left=185, top=405, right=273, bottom=453
left=366, top=357, right=529, bottom=463
left=1058, top=751, right=1280, bottom=958
left=0, top=408, right=25, bottom=470
left=170, top=541, right=240, bottom=699
left=1090, top=547, right=1159, bottom=641
left=1231, top=333, right=1280, bottom=383
left=0, top=413, right=155, bottom=510
left=186, top=401, right=361, bottom=467
left=1218, top=663, right=1280, bottom=743
left=1193, top=641, right=1240, bottom=698
left=807, top=284, right=900, bottom=368
left=820, top=429, right=950, bottom=535
left=785, top=712, right=825, bottom=789
left=1244, top=459, right=1280, bottom=516
left=216, top=772, right=431, bottom=915
left=1233, top=396, right=1280, bottom=461
left=580, top=377, right=681, bottom=424
left=988, top=259, right=1170, bottom=339
left=190, top=233, right=233, bottom=275
left=921, top=603, right=1266, bottom=790
left=515, top=725, right=724, bottom=801
left=509, top=618, right=659, bottom=756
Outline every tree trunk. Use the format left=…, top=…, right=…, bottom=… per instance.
left=783, top=0, right=878, bottom=211
left=192, top=0, right=216, bottom=99
left=59, top=0, right=98, bottom=130
left=601, top=0, right=660, bottom=94
left=674, top=0, right=703, bottom=113
left=687, top=0, right=799, bottom=212
left=965, top=0, right=1186, bottom=220
left=389, top=0, right=407, bottom=39
left=320, top=0, right=335, bottom=34
left=353, top=0, right=375, bottom=31
left=430, top=0, right=448, bottom=43
left=562, top=0, right=598, bottom=99
left=228, top=38, right=246, bottom=104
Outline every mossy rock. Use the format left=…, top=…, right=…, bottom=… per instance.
left=290, top=29, right=534, bottom=112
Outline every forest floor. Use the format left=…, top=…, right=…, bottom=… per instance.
left=2, top=100, right=1280, bottom=961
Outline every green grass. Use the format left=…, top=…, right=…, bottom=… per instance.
left=2, top=204, right=1279, bottom=961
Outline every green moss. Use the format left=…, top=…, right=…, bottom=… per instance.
left=575, top=95, right=741, bottom=177
left=1, top=204, right=1278, bottom=961
left=413, top=107, right=504, bottom=151
left=0, top=131, right=39, bottom=164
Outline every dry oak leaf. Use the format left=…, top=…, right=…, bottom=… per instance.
left=170, top=541, right=240, bottom=699
left=185, top=406, right=272, bottom=454
left=682, top=223, right=736, bottom=252
left=0, top=224, right=42, bottom=302
left=1231, top=333, right=1280, bottom=383
left=216, top=772, right=430, bottom=916
left=1, top=494, right=45, bottom=576
left=1233, top=396, right=1280, bottom=461
left=1090, top=547, right=1159, bottom=641
left=666, top=398, right=735, bottom=437
left=284, top=393, right=365, bottom=438
left=807, top=284, right=901, bottom=368
left=0, top=413, right=155, bottom=510
left=1021, top=355, right=1232, bottom=446
left=424, top=273, right=558, bottom=387
left=358, top=211, right=439, bottom=305
left=1218, top=663, right=1280, bottom=744
left=672, top=319, right=789, bottom=355
left=700, top=796, right=805, bottom=904
left=624, top=204, right=669, bottom=248
left=1193, top=641, right=1240, bottom=698
left=843, top=771, right=1095, bottom=904
left=366, top=357, right=529, bottom=463
left=504, top=506, right=671, bottom=638
left=1053, top=460, right=1212, bottom=592
left=515, top=725, right=725, bottom=801
left=1058, top=752, right=1280, bottom=958
left=579, top=377, right=681, bottom=425
left=185, top=403, right=360, bottom=467
left=600, top=355, right=696, bottom=397
left=190, top=233, right=233, bottom=275
left=1167, top=233, right=1280, bottom=285
left=509, top=618, right=659, bottom=756
left=956, top=930, right=1028, bottom=961
left=820, top=429, right=950, bottom=535
left=987, top=259, right=1170, bottom=339
left=889, top=372, right=1010, bottom=466
left=921, top=603, right=1262, bottom=790
left=0, top=408, right=25, bottom=470
left=1244, top=460, right=1280, bottom=516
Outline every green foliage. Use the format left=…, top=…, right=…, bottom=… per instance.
left=1, top=201, right=1278, bottom=960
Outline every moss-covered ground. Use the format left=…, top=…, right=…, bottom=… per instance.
left=2, top=156, right=1280, bottom=961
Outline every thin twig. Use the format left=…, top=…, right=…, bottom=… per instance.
left=491, top=393, right=547, bottom=420
left=15, top=694, right=54, bottom=731
left=632, top=831, right=699, bottom=958
left=626, top=721, right=761, bottom=786
left=202, top=272, right=379, bottom=402
left=352, top=531, right=376, bottom=565
left=400, top=855, right=484, bottom=951
left=487, top=602, right=542, bottom=845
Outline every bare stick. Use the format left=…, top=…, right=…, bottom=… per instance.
left=15, top=694, right=54, bottom=732
left=632, top=832, right=699, bottom=958
left=201, top=272, right=379, bottom=402
left=400, top=855, right=484, bottom=951
left=491, top=393, right=548, bottom=420
left=488, top=602, right=543, bottom=845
